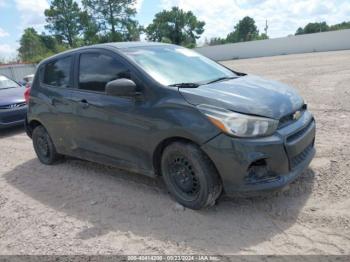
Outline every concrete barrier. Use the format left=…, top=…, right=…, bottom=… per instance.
left=195, top=29, right=350, bottom=61
left=0, top=63, right=36, bottom=82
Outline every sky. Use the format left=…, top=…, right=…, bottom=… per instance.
left=0, top=0, right=350, bottom=60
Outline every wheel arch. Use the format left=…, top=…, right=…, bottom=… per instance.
left=25, top=119, right=44, bottom=138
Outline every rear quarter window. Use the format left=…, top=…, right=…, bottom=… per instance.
left=42, top=56, right=72, bottom=88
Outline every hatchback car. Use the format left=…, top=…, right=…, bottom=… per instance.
left=26, top=42, right=315, bottom=209
left=0, top=75, right=27, bottom=129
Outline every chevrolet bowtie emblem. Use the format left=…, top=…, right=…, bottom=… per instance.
left=293, top=111, right=302, bottom=120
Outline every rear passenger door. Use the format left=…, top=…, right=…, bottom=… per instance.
left=38, top=55, right=76, bottom=153
left=69, top=49, right=142, bottom=169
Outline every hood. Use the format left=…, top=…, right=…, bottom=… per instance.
left=179, top=75, right=304, bottom=119
left=0, top=87, right=26, bottom=106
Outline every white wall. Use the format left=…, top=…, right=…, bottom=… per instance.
left=195, top=29, right=350, bottom=61
left=0, top=64, right=36, bottom=82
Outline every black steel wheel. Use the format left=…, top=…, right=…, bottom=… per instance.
left=161, top=141, right=222, bottom=209
left=167, top=154, right=200, bottom=201
left=32, top=125, right=62, bottom=165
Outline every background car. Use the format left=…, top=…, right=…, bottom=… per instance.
left=18, top=74, right=34, bottom=88
left=0, top=74, right=27, bottom=129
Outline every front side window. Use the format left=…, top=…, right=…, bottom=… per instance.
left=79, top=53, right=129, bottom=92
left=43, top=56, right=72, bottom=87
left=123, top=45, right=237, bottom=86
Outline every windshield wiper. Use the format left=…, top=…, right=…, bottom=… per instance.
left=206, top=76, right=238, bottom=84
left=169, top=82, right=200, bottom=88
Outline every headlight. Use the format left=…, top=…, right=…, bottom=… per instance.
left=197, top=104, right=278, bottom=137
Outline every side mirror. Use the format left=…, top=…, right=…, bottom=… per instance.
left=106, top=78, right=138, bottom=97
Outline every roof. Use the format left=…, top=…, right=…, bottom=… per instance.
left=38, top=41, right=171, bottom=65
left=102, top=41, right=171, bottom=49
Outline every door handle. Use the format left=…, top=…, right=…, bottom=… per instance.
left=79, top=99, right=89, bottom=109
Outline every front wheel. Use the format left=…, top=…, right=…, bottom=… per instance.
left=32, top=125, right=63, bottom=165
left=161, top=142, right=222, bottom=210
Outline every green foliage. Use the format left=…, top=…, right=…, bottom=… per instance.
left=226, top=30, right=239, bottom=43
left=18, top=28, right=68, bottom=63
left=18, top=28, right=51, bottom=63
left=208, top=37, right=227, bottom=46
left=82, top=0, right=141, bottom=42
left=234, top=16, right=259, bottom=42
left=226, top=16, right=267, bottom=43
left=146, top=7, right=205, bottom=46
left=210, top=16, right=269, bottom=46
left=329, top=21, right=350, bottom=31
left=295, top=22, right=329, bottom=35
left=295, top=27, right=304, bottom=35
left=295, top=21, right=350, bottom=35
left=256, top=33, right=269, bottom=40
left=44, top=0, right=84, bottom=47
left=79, top=10, right=102, bottom=45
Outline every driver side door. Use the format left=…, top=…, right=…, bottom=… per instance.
left=69, top=50, right=147, bottom=171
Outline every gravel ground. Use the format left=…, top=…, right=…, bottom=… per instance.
left=0, top=50, right=349, bottom=255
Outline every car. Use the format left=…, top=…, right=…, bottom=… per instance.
left=19, top=74, right=34, bottom=87
left=0, top=75, right=27, bottom=129
left=25, top=42, right=316, bottom=210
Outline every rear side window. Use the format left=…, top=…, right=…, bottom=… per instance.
left=79, top=53, right=129, bottom=92
left=43, top=56, right=72, bottom=87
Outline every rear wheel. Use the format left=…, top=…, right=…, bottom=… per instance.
left=161, top=142, right=222, bottom=210
left=32, top=125, right=62, bottom=165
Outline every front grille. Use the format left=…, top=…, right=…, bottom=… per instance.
left=0, top=102, right=26, bottom=110
left=290, top=143, right=314, bottom=170
left=287, top=120, right=313, bottom=143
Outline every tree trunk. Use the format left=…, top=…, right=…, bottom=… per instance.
left=108, top=1, right=116, bottom=41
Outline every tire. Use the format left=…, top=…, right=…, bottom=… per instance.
left=161, top=141, right=222, bottom=210
left=32, top=125, right=62, bottom=165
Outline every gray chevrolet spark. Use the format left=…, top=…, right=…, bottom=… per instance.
left=26, top=42, right=315, bottom=210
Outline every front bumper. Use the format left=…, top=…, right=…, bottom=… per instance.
left=0, top=106, right=27, bottom=129
left=201, top=110, right=316, bottom=196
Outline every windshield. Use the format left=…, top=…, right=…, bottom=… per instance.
left=0, top=75, right=20, bottom=90
left=123, top=45, right=236, bottom=86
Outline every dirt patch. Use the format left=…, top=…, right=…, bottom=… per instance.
left=1, top=50, right=350, bottom=255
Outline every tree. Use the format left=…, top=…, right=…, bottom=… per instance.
left=79, top=10, right=102, bottom=44
left=18, top=28, right=68, bottom=63
left=40, top=33, right=67, bottom=53
left=82, top=0, right=141, bottom=42
left=256, top=33, right=269, bottom=40
left=329, top=21, right=350, bottom=31
left=225, top=16, right=268, bottom=44
left=44, top=0, right=84, bottom=47
left=295, top=27, right=304, bottom=35
left=226, top=30, right=239, bottom=43
left=18, top=28, right=49, bottom=63
left=124, top=20, right=143, bottom=41
left=146, top=7, right=205, bottom=47
left=295, top=21, right=350, bottom=35
left=295, top=22, right=329, bottom=35
left=208, top=37, right=226, bottom=46
left=229, top=16, right=259, bottom=42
